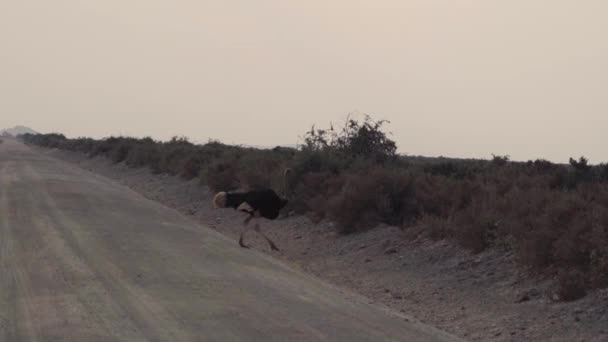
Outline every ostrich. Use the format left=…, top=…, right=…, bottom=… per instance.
left=213, top=168, right=291, bottom=251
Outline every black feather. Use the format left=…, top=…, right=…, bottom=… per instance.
left=225, top=189, right=288, bottom=220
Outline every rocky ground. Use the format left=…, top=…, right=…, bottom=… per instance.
left=41, top=148, right=608, bottom=342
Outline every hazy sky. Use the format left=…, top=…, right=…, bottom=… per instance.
left=1, top=1, right=607, bottom=162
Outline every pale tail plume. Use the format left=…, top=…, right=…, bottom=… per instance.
left=213, top=192, right=227, bottom=208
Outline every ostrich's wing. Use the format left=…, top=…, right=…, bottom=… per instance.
left=237, top=202, right=256, bottom=215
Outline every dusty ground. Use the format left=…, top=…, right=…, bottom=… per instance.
left=0, top=139, right=463, bottom=341
left=43, top=147, right=608, bottom=342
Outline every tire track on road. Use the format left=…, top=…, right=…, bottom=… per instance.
left=19, top=161, right=147, bottom=341
left=0, top=161, right=39, bottom=341
left=24, top=162, right=191, bottom=342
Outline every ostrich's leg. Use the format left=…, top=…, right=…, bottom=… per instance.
left=254, top=223, right=280, bottom=251
left=239, top=215, right=254, bottom=248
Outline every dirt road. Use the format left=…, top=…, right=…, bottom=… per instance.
left=0, top=139, right=461, bottom=341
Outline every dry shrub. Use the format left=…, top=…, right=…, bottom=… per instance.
left=206, top=160, right=239, bottom=192
left=555, top=270, right=587, bottom=302
left=287, top=149, right=349, bottom=218
left=237, top=151, right=286, bottom=191
left=23, top=133, right=67, bottom=148
left=516, top=229, right=555, bottom=270
left=157, top=137, right=196, bottom=176
left=503, top=188, right=557, bottom=269
left=411, top=175, right=454, bottom=217
left=590, top=249, right=608, bottom=289
left=415, top=176, right=499, bottom=253
left=406, top=215, right=448, bottom=241
left=126, top=138, right=161, bottom=169
left=327, top=167, right=415, bottom=234
left=589, top=209, right=608, bottom=288
left=545, top=196, right=591, bottom=268
left=203, top=147, right=293, bottom=193
left=180, top=155, right=204, bottom=180
left=90, top=138, right=115, bottom=157
left=238, top=167, right=272, bottom=190
left=68, top=137, right=97, bottom=154
left=109, top=141, right=133, bottom=164
left=290, top=172, right=344, bottom=221
left=451, top=197, right=499, bottom=253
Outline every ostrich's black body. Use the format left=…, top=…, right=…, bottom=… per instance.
left=225, top=189, right=288, bottom=220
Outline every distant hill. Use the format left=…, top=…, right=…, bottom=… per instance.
left=1, top=125, right=38, bottom=137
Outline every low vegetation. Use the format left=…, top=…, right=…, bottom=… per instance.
left=20, top=115, right=608, bottom=301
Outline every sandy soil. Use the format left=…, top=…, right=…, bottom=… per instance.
left=43, top=147, right=608, bottom=342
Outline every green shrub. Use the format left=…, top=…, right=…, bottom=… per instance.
left=491, top=154, right=510, bottom=167
left=301, top=114, right=397, bottom=162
